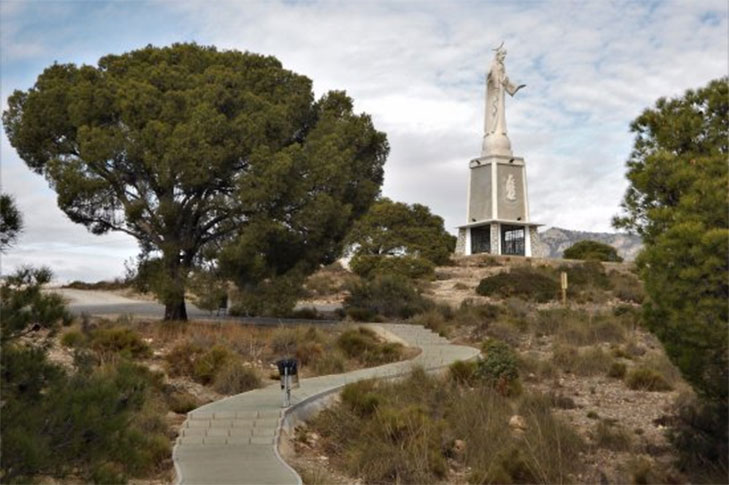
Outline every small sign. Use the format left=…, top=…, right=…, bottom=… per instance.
left=560, top=271, right=568, bottom=290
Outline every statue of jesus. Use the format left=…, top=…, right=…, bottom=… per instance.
left=485, top=43, right=525, bottom=137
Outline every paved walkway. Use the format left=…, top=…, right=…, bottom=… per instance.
left=172, top=324, right=480, bottom=484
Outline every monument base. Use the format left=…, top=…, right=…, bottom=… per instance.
left=455, top=220, right=541, bottom=257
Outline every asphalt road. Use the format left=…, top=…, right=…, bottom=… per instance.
left=50, top=288, right=340, bottom=325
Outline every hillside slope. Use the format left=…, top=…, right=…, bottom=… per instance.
left=535, top=227, right=642, bottom=261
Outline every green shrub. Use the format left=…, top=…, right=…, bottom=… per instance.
left=608, top=362, right=627, bottom=379
left=337, top=327, right=403, bottom=366
left=449, top=359, right=478, bottom=386
left=350, top=254, right=435, bottom=280
left=478, top=340, right=520, bottom=395
left=166, top=391, right=200, bottom=414
left=669, top=396, right=729, bottom=483
left=164, top=341, right=205, bottom=378
left=213, top=361, right=262, bottom=395
left=193, top=345, right=234, bottom=384
left=343, top=275, right=432, bottom=321
left=625, top=367, right=672, bottom=391
left=563, top=240, right=623, bottom=262
left=476, top=268, right=559, bottom=302
left=341, top=380, right=380, bottom=417
left=1, top=352, right=170, bottom=483
left=89, top=327, right=151, bottom=358
left=312, top=352, right=346, bottom=375
left=229, top=274, right=303, bottom=317
left=61, top=330, right=86, bottom=348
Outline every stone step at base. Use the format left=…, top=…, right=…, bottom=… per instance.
left=181, top=427, right=277, bottom=437
left=189, top=410, right=282, bottom=420
left=185, top=418, right=280, bottom=429
left=177, top=435, right=276, bottom=446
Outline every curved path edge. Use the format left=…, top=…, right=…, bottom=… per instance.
left=173, top=324, right=480, bottom=485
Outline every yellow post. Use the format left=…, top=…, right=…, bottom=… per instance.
left=560, top=271, right=568, bottom=306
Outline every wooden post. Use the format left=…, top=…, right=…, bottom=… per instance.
left=560, top=271, right=568, bottom=306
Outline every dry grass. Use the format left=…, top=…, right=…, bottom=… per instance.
left=304, top=369, right=584, bottom=484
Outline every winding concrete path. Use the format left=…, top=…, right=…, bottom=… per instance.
left=172, top=324, right=480, bottom=485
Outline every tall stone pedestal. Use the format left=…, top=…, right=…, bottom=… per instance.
left=455, top=154, right=541, bottom=257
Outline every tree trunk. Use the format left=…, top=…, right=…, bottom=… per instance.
left=162, top=249, right=188, bottom=321
left=164, top=298, right=188, bottom=321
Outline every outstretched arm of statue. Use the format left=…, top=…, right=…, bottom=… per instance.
left=504, top=77, right=526, bottom=96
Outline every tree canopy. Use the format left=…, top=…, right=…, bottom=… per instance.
left=563, top=240, right=623, bottom=262
left=613, top=77, right=728, bottom=474
left=3, top=43, right=388, bottom=319
left=0, top=193, right=22, bottom=252
left=344, top=198, right=456, bottom=278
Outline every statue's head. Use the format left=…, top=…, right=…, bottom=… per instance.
left=493, top=42, right=507, bottom=62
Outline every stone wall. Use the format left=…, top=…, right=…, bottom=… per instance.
left=455, top=227, right=467, bottom=255
left=529, top=226, right=549, bottom=258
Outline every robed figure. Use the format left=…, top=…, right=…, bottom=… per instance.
left=484, top=44, right=525, bottom=138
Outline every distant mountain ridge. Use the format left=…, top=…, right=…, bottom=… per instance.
left=533, top=227, right=643, bottom=261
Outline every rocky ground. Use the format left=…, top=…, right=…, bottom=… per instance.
left=288, top=256, right=689, bottom=484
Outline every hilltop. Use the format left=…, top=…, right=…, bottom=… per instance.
left=290, top=254, right=689, bottom=484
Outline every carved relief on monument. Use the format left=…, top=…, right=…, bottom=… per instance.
left=497, top=165, right=525, bottom=220
left=505, top=174, right=517, bottom=201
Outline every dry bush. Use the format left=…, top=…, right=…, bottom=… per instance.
left=621, top=456, right=668, bottom=484
left=453, top=301, right=502, bottom=328
left=594, top=420, right=633, bottom=451
left=166, top=390, right=200, bottom=414
left=533, top=308, right=627, bottom=346
left=625, top=367, right=672, bottom=391
left=309, top=370, right=583, bottom=485
left=607, top=361, right=627, bottom=379
left=408, top=309, right=450, bottom=337
left=213, top=361, right=262, bottom=395
left=608, top=270, right=645, bottom=304
left=271, top=326, right=303, bottom=356
left=518, top=353, right=558, bottom=381
left=304, top=272, right=342, bottom=297
left=551, top=344, right=613, bottom=376
left=641, top=351, right=683, bottom=387
left=193, top=345, right=235, bottom=384
left=449, top=359, right=478, bottom=386
left=165, top=341, right=205, bottom=378
left=484, top=320, right=522, bottom=346
left=88, top=327, right=151, bottom=359
left=311, top=352, right=346, bottom=375
left=337, top=327, right=403, bottom=366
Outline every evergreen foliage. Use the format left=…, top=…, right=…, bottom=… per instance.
left=563, top=240, right=623, bottom=262
left=476, top=268, right=559, bottom=302
left=1, top=268, right=169, bottom=483
left=343, top=274, right=433, bottom=321
left=3, top=43, right=388, bottom=320
left=0, top=193, right=22, bottom=251
left=613, top=77, right=728, bottom=476
left=345, top=198, right=456, bottom=279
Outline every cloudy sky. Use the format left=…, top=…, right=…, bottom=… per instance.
left=1, top=0, right=727, bottom=282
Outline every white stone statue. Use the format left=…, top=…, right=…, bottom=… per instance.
left=482, top=43, right=525, bottom=156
